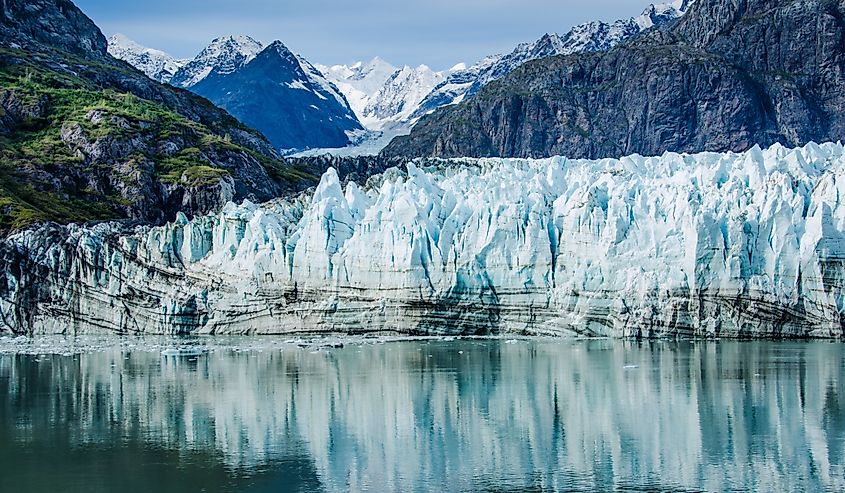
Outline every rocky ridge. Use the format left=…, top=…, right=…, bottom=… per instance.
left=0, top=0, right=315, bottom=229
left=385, top=0, right=845, bottom=159
left=107, top=34, right=188, bottom=84
left=409, top=1, right=693, bottom=123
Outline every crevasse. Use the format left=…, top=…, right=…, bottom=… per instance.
left=3, top=142, right=845, bottom=337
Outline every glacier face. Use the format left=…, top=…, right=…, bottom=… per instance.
left=3, top=142, right=845, bottom=337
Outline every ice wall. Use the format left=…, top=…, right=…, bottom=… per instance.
left=3, top=142, right=845, bottom=337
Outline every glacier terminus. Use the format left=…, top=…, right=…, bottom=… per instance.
left=3, top=142, right=845, bottom=338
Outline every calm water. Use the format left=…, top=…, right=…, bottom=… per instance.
left=1, top=337, right=844, bottom=492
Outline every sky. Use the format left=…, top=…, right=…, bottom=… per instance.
left=74, top=0, right=660, bottom=70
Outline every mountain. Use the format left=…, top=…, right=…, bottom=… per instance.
left=360, top=64, right=446, bottom=130
left=6, top=142, right=845, bottom=338
left=318, top=60, right=451, bottom=131
left=110, top=35, right=366, bottom=152
left=169, top=35, right=263, bottom=88
left=188, top=41, right=364, bottom=152
left=0, top=0, right=316, bottom=229
left=410, top=0, right=693, bottom=121
left=304, top=0, right=691, bottom=155
left=316, top=57, right=399, bottom=125
left=107, top=34, right=188, bottom=84
left=385, top=0, right=845, bottom=159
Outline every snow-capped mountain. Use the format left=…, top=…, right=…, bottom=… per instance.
left=306, top=0, right=693, bottom=156
left=360, top=65, right=446, bottom=130
left=106, top=34, right=364, bottom=152
left=170, top=35, right=263, bottom=88
left=107, top=34, right=187, bottom=84
left=108, top=1, right=692, bottom=155
left=316, top=59, right=449, bottom=131
left=189, top=41, right=363, bottom=152
left=316, top=57, right=398, bottom=122
left=412, top=0, right=694, bottom=119
left=303, top=60, right=454, bottom=155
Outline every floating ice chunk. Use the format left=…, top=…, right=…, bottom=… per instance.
left=161, top=347, right=207, bottom=357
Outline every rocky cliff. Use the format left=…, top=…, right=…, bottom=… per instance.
left=410, top=1, right=693, bottom=124
left=384, top=0, right=845, bottom=159
left=0, top=0, right=108, bottom=60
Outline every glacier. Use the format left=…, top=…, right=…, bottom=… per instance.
left=3, top=142, right=845, bottom=337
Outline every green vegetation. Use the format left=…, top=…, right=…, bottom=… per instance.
left=176, top=166, right=230, bottom=187
left=0, top=50, right=275, bottom=231
left=157, top=147, right=205, bottom=183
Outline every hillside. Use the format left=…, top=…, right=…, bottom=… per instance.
left=0, top=0, right=317, bottom=229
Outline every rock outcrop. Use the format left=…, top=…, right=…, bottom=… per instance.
left=0, top=0, right=315, bottom=228
left=0, top=0, right=108, bottom=60
left=384, top=0, right=845, bottom=160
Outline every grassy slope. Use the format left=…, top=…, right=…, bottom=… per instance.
left=0, top=48, right=317, bottom=230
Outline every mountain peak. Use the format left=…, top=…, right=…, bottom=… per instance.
left=396, top=64, right=435, bottom=75
left=210, top=34, right=261, bottom=46
left=204, top=34, right=263, bottom=61
left=170, top=34, right=264, bottom=88
left=264, top=40, right=294, bottom=56
left=108, top=33, right=138, bottom=48
left=107, top=33, right=187, bottom=84
left=0, top=0, right=109, bottom=59
left=362, top=63, right=445, bottom=127
left=638, top=0, right=695, bottom=28
left=186, top=39, right=363, bottom=152
left=315, top=57, right=400, bottom=125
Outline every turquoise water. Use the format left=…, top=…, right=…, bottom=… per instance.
left=1, top=337, right=844, bottom=492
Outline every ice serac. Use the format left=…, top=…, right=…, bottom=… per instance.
left=3, top=142, right=845, bottom=338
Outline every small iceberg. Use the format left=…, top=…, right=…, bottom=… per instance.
left=161, top=347, right=207, bottom=357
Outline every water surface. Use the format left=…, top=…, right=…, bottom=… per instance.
left=1, top=337, right=843, bottom=492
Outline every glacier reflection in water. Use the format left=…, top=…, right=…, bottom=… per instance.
left=1, top=338, right=844, bottom=492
